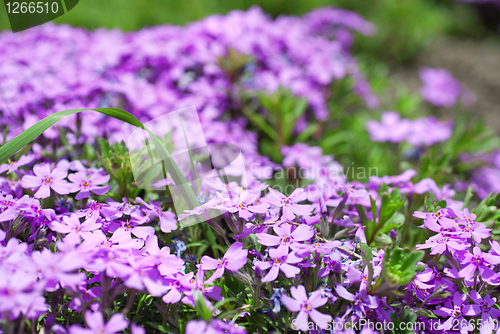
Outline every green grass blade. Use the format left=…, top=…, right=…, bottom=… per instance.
left=0, top=107, right=199, bottom=209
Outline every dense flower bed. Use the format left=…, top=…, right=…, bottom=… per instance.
left=1, top=6, right=500, bottom=334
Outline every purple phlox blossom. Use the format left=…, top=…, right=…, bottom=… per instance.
left=282, top=285, right=333, bottom=331
left=256, top=223, right=315, bottom=253
left=0, top=154, right=34, bottom=175
left=78, top=201, right=118, bottom=219
left=434, top=291, right=473, bottom=334
left=135, top=197, right=178, bottom=233
left=318, top=250, right=343, bottom=277
left=368, top=169, right=416, bottom=189
left=68, top=171, right=111, bottom=200
left=346, top=264, right=381, bottom=290
left=459, top=247, right=500, bottom=281
left=21, top=164, right=71, bottom=198
left=31, top=249, right=87, bottom=290
left=201, top=242, right=248, bottom=283
left=335, top=285, right=384, bottom=321
left=419, top=213, right=459, bottom=234
left=69, top=310, right=128, bottom=334
left=111, top=215, right=155, bottom=240
left=49, top=213, right=101, bottom=238
left=145, top=235, right=184, bottom=276
left=281, top=143, right=323, bottom=168
left=254, top=246, right=302, bottom=282
left=365, top=111, right=412, bottom=143
left=416, top=233, right=468, bottom=255
left=413, top=178, right=456, bottom=201
left=295, top=239, right=342, bottom=256
left=180, top=266, right=223, bottom=306
left=407, top=116, right=454, bottom=147
left=162, top=272, right=194, bottom=304
left=80, top=229, right=142, bottom=255
left=222, top=191, right=269, bottom=220
left=263, top=188, right=312, bottom=221
left=0, top=269, right=48, bottom=320
left=233, top=221, right=269, bottom=239
left=106, top=197, right=140, bottom=219
left=0, top=194, right=18, bottom=222
left=420, top=67, right=473, bottom=107
left=185, top=319, right=246, bottom=334
left=455, top=209, right=491, bottom=243
left=463, top=291, right=500, bottom=334
left=123, top=256, right=169, bottom=296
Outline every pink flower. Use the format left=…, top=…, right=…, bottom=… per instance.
left=68, top=172, right=111, bottom=200
left=201, top=242, right=248, bottom=283
left=49, top=213, right=101, bottom=239
left=21, top=164, right=71, bottom=198
left=264, top=188, right=312, bottom=221
left=256, top=223, right=315, bottom=253
left=225, top=191, right=269, bottom=220
left=69, top=310, right=128, bottom=334
left=254, top=246, right=301, bottom=282
left=282, top=285, right=332, bottom=331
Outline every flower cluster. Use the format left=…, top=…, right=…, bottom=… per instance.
left=365, top=111, right=453, bottom=146
left=419, top=67, right=474, bottom=108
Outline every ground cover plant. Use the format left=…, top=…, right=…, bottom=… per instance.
left=1, top=6, right=500, bottom=334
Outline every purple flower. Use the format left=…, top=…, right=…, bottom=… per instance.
left=463, top=291, right=500, bottom=334
left=282, top=285, right=332, bottom=331
left=225, top=191, right=269, bottom=220
left=136, top=197, right=178, bottom=233
left=416, top=233, right=468, bottom=255
left=201, top=242, right=248, bottom=283
left=69, top=310, right=128, bottom=334
left=281, top=143, right=323, bottom=168
left=185, top=319, right=246, bottom=334
left=21, top=164, right=71, bottom=198
left=365, top=111, right=411, bottom=143
left=49, top=213, right=101, bottom=238
left=254, top=246, right=301, bottom=282
left=420, top=67, right=473, bottom=107
left=459, top=247, right=500, bottom=281
left=434, top=291, right=472, bottom=334
left=256, top=223, right=315, bottom=253
left=68, top=172, right=111, bottom=200
left=264, top=188, right=312, bottom=221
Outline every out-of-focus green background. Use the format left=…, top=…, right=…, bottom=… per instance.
left=0, top=0, right=497, bottom=63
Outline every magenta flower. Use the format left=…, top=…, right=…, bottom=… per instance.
left=201, top=242, right=248, bottom=283
left=49, top=213, right=101, bottom=239
left=69, top=310, right=128, bottom=334
left=136, top=197, right=178, bottom=233
left=256, top=223, right=315, bottom=253
left=365, top=111, right=411, bottom=143
left=264, top=188, right=312, bottom=221
left=68, top=171, right=111, bottom=200
left=254, top=246, right=301, bottom=282
left=21, top=164, right=71, bottom=198
left=463, top=291, right=500, bottom=334
left=416, top=233, right=468, bottom=255
left=226, top=191, right=269, bottom=220
left=459, top=247, right=500, bottom=281
left=419, top=67, right=471, bottom=107
left=282, top=285, right=332, bottom=331
left=185, top=319, right=246, bottom=334
left=434, top=291, right=472, bottom=333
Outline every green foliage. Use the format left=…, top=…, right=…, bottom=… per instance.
left=372, top=248, right=424, bottom=296
left=97, top=139, right=138, bottom=199
left=359, top=184, right=406, bottom=246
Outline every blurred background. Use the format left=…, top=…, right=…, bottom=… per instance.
left=1, top=0, right=499, bottom=130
